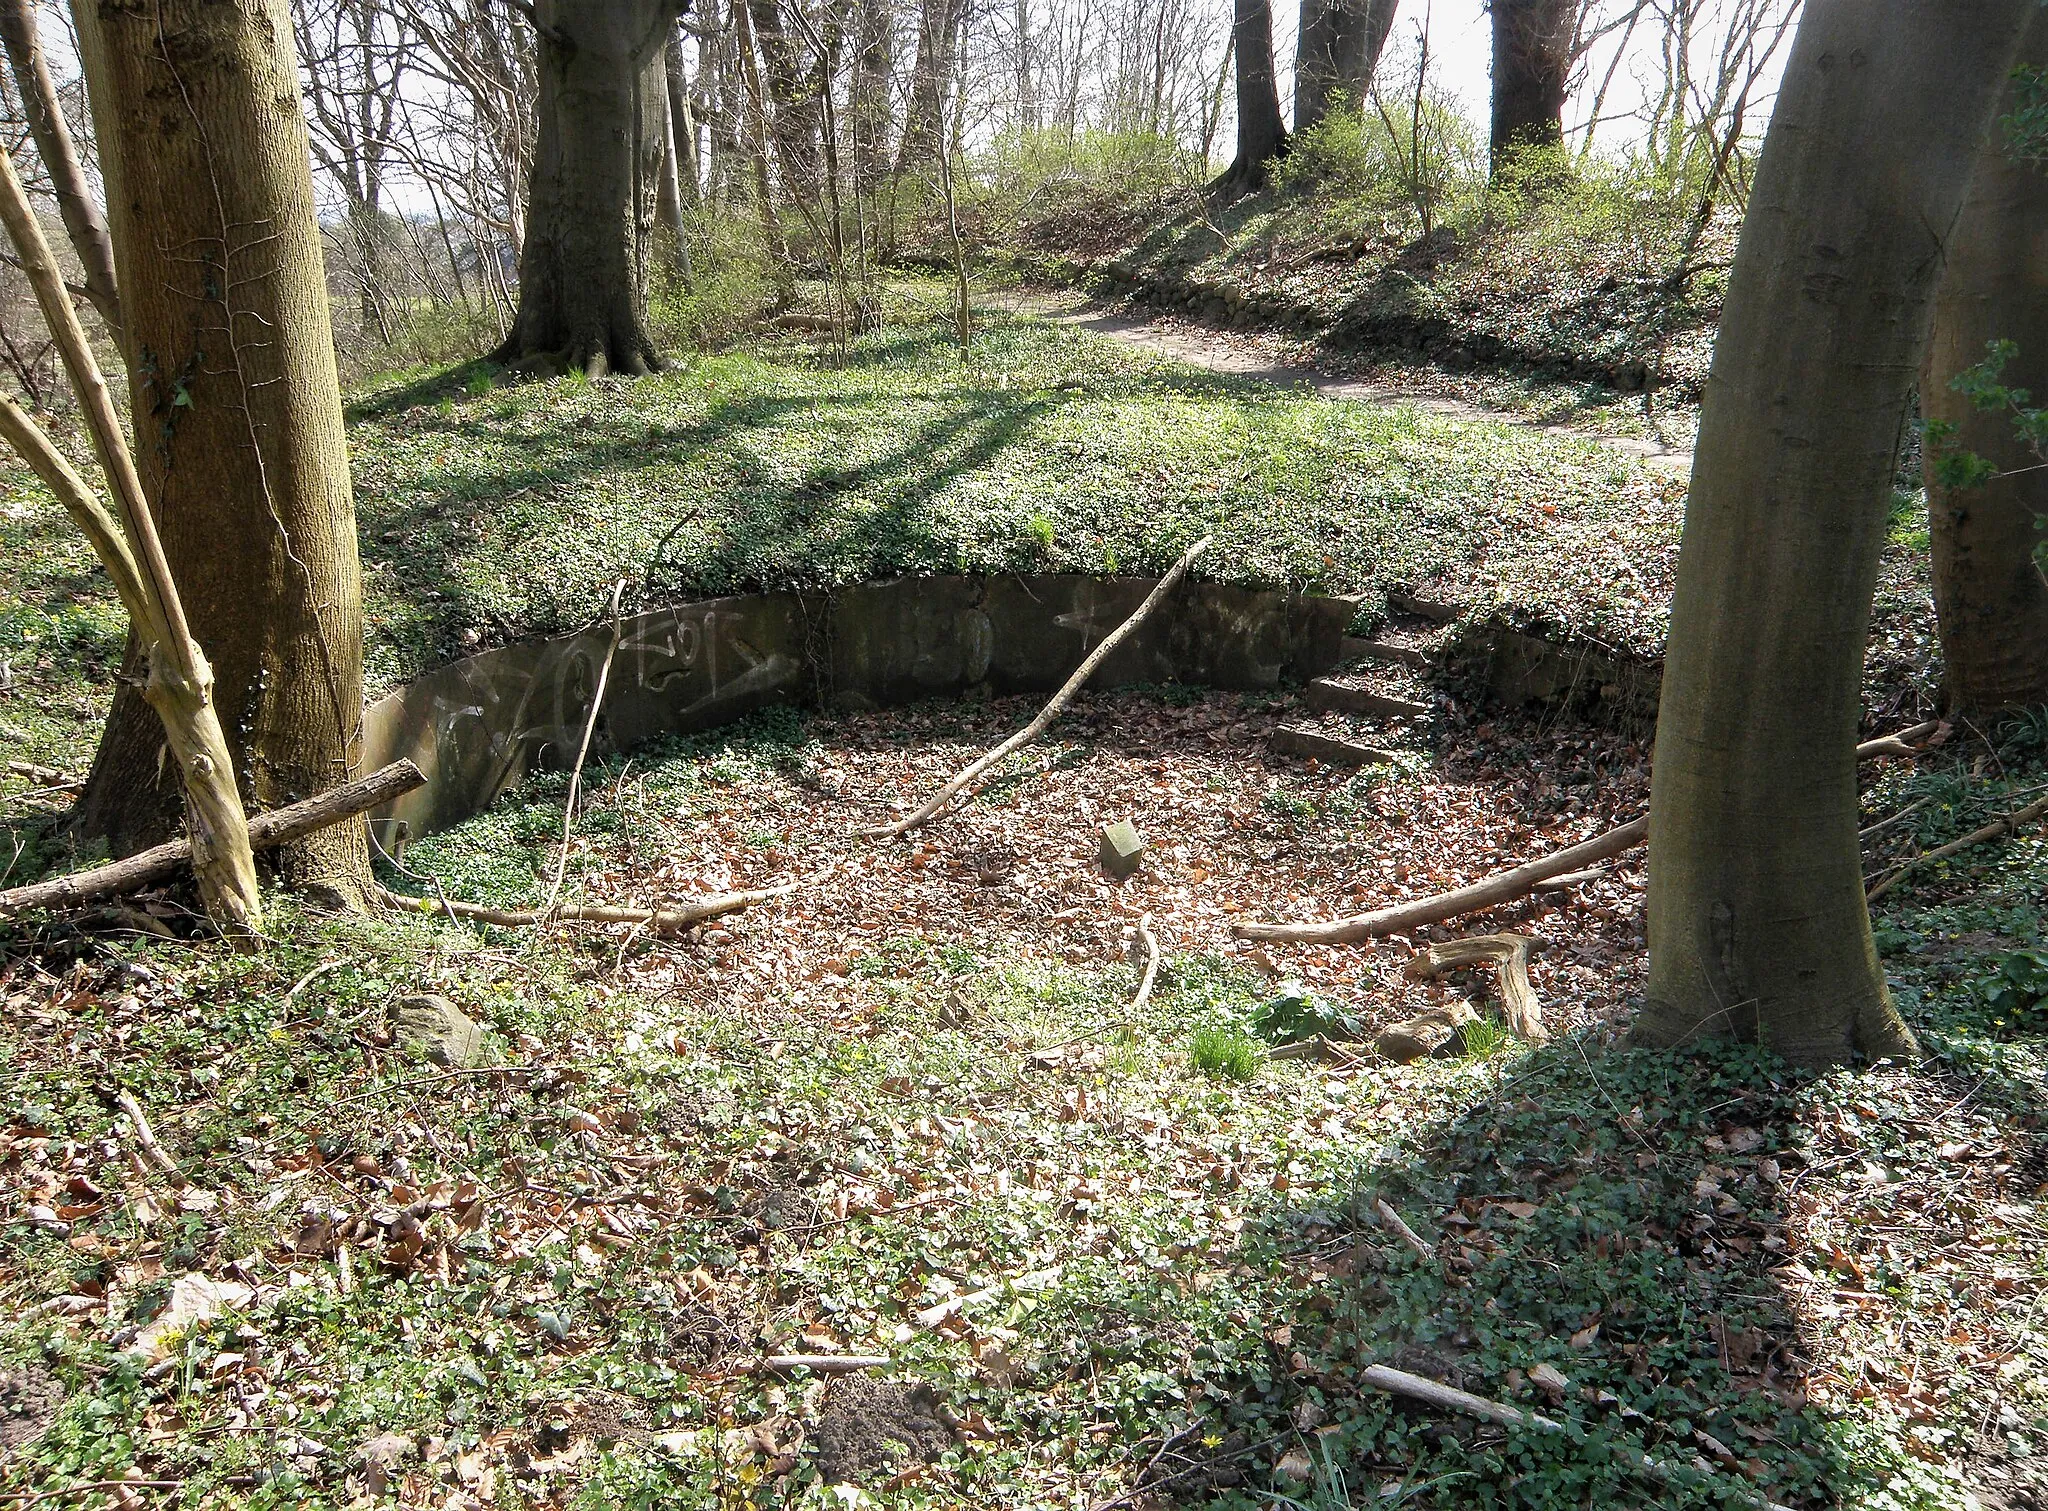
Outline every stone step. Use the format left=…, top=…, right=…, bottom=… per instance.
left=1339, top=635, right=1431, bottom=671
left=1271, top=724, right=1398, bottom=766
left=1387, top=590, right=1464, bottom=622
left=1304, top=676, right=1429, bottom=722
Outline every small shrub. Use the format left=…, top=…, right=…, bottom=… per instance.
left=1189, top=1025, right=1262, bottom=1081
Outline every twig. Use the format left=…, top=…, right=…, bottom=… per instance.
left=1129, top=912, right=1161, bottom=1014
left=749, top=1354, right=890, bottom=1373
left=282, top=957, right=349, bottom=1004
left=1359, top=1365, right=1796, bottom=1511
left=1866, top=791, right=2048, bottom=902
left=1240, top=720, right=1942, bottom=943
left=0, top=760, right=425, bottom=918
left=1373, top=1198, right=1436, bottom=1262
left=116, top=1088, right=184, bottom=1186
left=0, top=1481, right=184, bottom=1507
left=540, top=578, right=626, bottom=919
left=1405, top=934, right=1544, bottom=1042
left=865, top=535, right=1213, bottom=837
left=378, top=879, right=799, bottom=934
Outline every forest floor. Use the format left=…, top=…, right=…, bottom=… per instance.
left=1, top=297, right=2046, bottom=1510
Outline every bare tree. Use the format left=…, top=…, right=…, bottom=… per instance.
left=0, top=0, right=117, bottom=338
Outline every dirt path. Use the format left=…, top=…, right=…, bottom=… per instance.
left=994, top=287, right=1697, bottom=478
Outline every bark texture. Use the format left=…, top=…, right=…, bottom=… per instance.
left=1926, top=11, right=2048, bottom=714
left=72, top=0, right=369, bottom=900
left=1219, top=0, right=1287, bottom=194
left=495, top=0, right=678, bottom=376
left=0, top=0, right=120, bottom=339
left=1488, top=0, right=1572, bottom=162
left=895, top=0, right=966, bottom=176
left=1294, top=0, right=1397, bottom=133
left=1632, top=0, right=2034, bottom=1069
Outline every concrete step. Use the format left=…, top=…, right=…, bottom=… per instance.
left=1387, top=589, right=1464, bottom=622
left=1305, top=675, right=1430, bottom=721
left=1339, top=635, right=1430, bottom=671
left=1271, top=724, right=1398, bottom=766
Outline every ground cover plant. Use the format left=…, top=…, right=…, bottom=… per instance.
left=0, top=306, right=2033, bottom=1510
left=3, top=689, right=2045, bottom=1509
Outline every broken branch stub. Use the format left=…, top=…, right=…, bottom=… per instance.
left=1406, top=933, right=1545, bottom=1042
left=866, top=535, right=1213, bottom=838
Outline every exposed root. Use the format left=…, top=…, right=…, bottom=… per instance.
left=1405, top=933, right=1545, bottom=1042
left=377, top=879, right=799, bottom=934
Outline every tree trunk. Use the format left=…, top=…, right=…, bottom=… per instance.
left=1631, top=0, right=2034, bottom=1070
left=895, top=0, right=966, bottom=176
left=1926, top=11, right=2048, bottom=714
left=495, top=0, right=675, bottom=376
left=1295, top=0, right=1397, bottom=134
left=1218, top=0, right=1287, bottom=195
left=666, top=27, right=700, bottom=204
left=70, top=0, right=370, bottom=901
left=850, top=0, right=893, bottom=179
left=747, top=0, right=822, bottom=208
left=0, top=0, right=120, bottom=340
left=1488, top=0, right=1572, bottom=165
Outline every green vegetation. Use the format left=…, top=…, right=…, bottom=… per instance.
left=4, top=708, right=2044, bottom=1508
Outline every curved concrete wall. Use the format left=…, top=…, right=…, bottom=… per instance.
left=362, top=574, right=1359, bottom=841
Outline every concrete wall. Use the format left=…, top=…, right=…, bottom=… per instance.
left=363, top=575, right=1357, bottom=841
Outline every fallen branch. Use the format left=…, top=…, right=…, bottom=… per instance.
left=1129, top=912, right=1161, bottom=1014
left=751, top=1354, right=889, bottom=1373
left=1406, top=933, right=1544, bottom=1042
left=540, top=578, right=626, bottom=918
left=116, top=1088, right=184, bottom=1187
left=1360, top=1364, right=1795, bottom=1511
left=1531, top=866, right=1606, bottom=892
left=866, top=535, right=1213, bottom=837
left=383, top=878, right=799, bottom=934
left=1239, top=721, right=1943, bottom=944
left=5, top=759, right=77, bottom=786
left=1373, top=1198, right=1435, bottom=1262
left=0, top=760, right=425, bottom=918
left=1865, top=791, right=2048, bottom=902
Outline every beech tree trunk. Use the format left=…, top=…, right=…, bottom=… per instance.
left=1218, top=0, right=1287, bottom=194
left=71, top=0, right=370, bottom=900
left=1295, top=0, right=1397, bottom=134
left=495, top=0, right=677, bottom=376
left=895, top=0, right=966, bottom=176
left=1631, top=0, right=2034, bottom=1070
left=1488, top=0, right=1572, bottom=164
left=1926, top=12, right=2048, bottom=714
left=0, top=0, right=120, bottom=340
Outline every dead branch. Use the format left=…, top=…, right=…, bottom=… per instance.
left=750, top=1354, right=891, bottom=1373
left=1865, top=790, right=2048, bottom=902
left=1406, top=933, right=1544, bottom=1042
left=540, top=578, right=626, bottom=918
left=1373, top=1198, right=1435, bottom=1262
left=116, top=1088, right=185, bottom=1186
left=5, top=760, right=78, bottom=787
left=1238, top=721, right=1944, bottom=944
left=1129, top=912, right=1161, bottom=1014
left=384, top=879, right=799, bottom=933
left=1359, top=1364, right=1795, bottom=1511
left=0, top=761, right=425, bottom=919
left=866, top=535, right=1214, bottom=837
